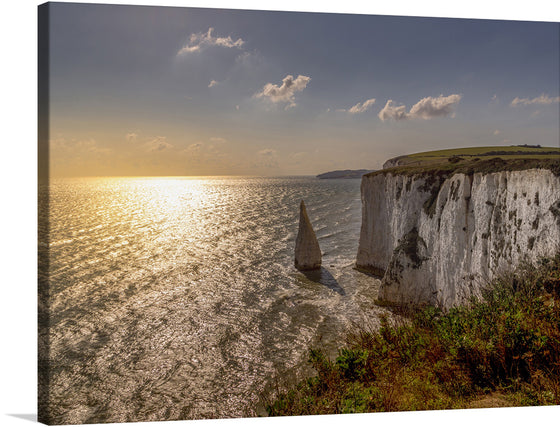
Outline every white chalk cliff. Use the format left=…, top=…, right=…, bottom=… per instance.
left=295, top=200, right=322, bottom=270
left=357, top=168, right=560, bottom=308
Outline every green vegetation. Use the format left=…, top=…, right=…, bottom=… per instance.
left=265, top=255, right=560, bottom=415
left=394, top=145, right=559, bottom=165
left=373, top=145, right=560, bottom=178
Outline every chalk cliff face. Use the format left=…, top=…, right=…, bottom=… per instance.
left=357, top=169, right=560, bottom=308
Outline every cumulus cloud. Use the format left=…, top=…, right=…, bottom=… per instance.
left=146, top=136, right=173, bottom=152
left=378, top=94, right=462, bottom=121
left=378, top=100, right=409, bottom=121
left=177, top=28, right=244, bottom=56
left=408, top=94, right=462, bottom=119
left=210, top=137, right=227, bottom=143
left=348, top=98, right=376, bottom=114
left=208, top=80, right=219, bottom=88
left=254, top=75, right=311, bottom=108
left=510, top=94, right=560, bottom=106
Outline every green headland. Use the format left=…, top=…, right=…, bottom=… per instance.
left=374, top=145, right=560, bottom=177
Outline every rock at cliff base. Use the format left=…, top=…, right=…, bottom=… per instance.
left=295, top=200, right=322, bottom=270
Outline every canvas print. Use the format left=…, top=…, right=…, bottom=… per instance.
left=38, top=2, right=560, bottom=425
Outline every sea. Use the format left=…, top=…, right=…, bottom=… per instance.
left=38, top=176, right=389, bottom=424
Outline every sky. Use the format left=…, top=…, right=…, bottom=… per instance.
left=45, top=2, right=560, bottom=177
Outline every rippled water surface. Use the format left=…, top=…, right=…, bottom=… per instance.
left=40, top=176, right=387, bottom=424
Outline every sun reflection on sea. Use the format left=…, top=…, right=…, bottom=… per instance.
left=42, top=176, right=383, bottom=424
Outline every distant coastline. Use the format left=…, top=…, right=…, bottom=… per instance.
left=316, top=169, right=374, bottom=179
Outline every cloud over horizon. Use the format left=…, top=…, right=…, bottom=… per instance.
left=510, top=94, right=560, bottom=106
left=146, top=136, right=173, bottom=152
left=256, top=148, right=279, bottom=168
left=378, top=94, right=462, bottom=121
left=177, top=28, right=245, bottom=56
left=51, top=137, right=111, bottom=155
left=254, top=75, right=311, bottom=108
left=187, top=142, right=203, bottom=151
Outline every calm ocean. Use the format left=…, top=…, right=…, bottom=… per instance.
left=39, top=176, right=388, bottom=424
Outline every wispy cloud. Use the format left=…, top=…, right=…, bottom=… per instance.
left=510, top=94, right=560, bottom=106
left=125, top=132, right=138, bottom=141
left=186, top=142, right=203, bottom=151
left=210, top=137, right=227, bottom=143
left=347, top=98, right=376, bottom=114
left=289, top=151, right=307, bottom=165
left=254, top=75, right=311, bottom=109
left=208, top=80, right=219, bottom=88
left=146, top=136, right=173, bottom=152
left=50, top=137, right=112, bottom=156
left=234, top=51, right=263, bottom=67
left=182, top=142, right=206, bottom=164
left=183, top=139, right=229, bottom=164
left=258, top=148, right=276, bottom=156
left=378, top=94, right=462, bottom=121
left=257, top=148, right=278, bottom=168
left=184, top=142, right=203, bottom=159
left=177, top=28, right=244, bottom=56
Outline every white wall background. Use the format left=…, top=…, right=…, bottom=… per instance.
left=1, top=1, right=559, bottom=426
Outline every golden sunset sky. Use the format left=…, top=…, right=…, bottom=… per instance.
left=43, top=2, right=559, bottom=178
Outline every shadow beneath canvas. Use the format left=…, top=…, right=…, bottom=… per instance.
left=301, top=267, right=346, bottom=296
left=7, top=414, right=37, bottom=422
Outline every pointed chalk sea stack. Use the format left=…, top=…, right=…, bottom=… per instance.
left=295, top=200, right=322, bottom=270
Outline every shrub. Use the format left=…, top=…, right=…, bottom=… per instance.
left=336, top=348, right=369, bottom=381
left=265, top=255, right=560, bottom=415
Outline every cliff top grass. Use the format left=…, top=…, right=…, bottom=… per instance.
left=265, top=255, right=560, bottom=415
left=369, top=145, right=560, bottom=178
